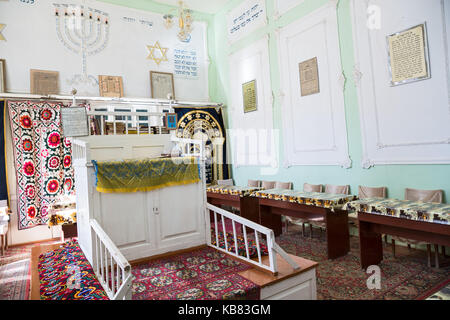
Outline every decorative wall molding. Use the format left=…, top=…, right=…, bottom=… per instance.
left=350, top=0, right=450, bottom=167
left=352, top=64, right=363, bottom=87
left=228, top=37, right=275, bottom=168
left=274, top=0, right=305, bottom=18
left=277, top=2, right=350, bottom=167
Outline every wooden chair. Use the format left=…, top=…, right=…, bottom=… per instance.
left=275, top=181, right=293, bottom=189
left=218, top=179, right=234, bottom=186
left=350, top=186, right=387, bottom=230
left=285, top=183, right=322, bottom=236
left=303, top=183, right=322, bottom=193
left=325, top=184, right=350, bottom=194
left=261, top=181, right=276, bottom=189
left=248, top=179, right=261, bottom=188
left=392, top=188, right=444, bottom=268
left=309, top=184, right=350, bottom=238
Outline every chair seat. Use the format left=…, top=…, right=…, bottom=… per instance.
left=309, top=217, right=325, bottom=227
left=391, top=235, right=428, bottom=246
left=285, top=216, right=307, bottom=224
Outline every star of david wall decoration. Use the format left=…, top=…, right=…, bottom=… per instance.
left=146, top=41, right=168, bottom=65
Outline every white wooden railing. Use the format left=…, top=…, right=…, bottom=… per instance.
left=90, top=219, right=132, bottom=300
left=206, top=203, right=300, bottom=275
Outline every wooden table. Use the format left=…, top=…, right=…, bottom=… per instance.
left=358, top=212, right=450, bottom=269
left=258, top=197, right=350, bottom=260
left=206, top=191, right=260, bottom=224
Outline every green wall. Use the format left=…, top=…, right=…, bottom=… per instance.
left=208, top=0, right=450, bottom=202
left=100, top=0, right=450, bottom=202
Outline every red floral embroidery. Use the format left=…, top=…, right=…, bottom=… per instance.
left=48, top=156, right=60, bottom=169
left=22, top=139, right=33, bottom=152
left=41, top=206, right=48, bottom=218
left=47, top=132, right=61, bottom=148
left=27, top=205, right=37, bottom=219
left=23, top=161, right=35, bottom=176
left=63, top=155, right=71, bottom=167
left=46, top=179, right=60, bottom=195
left=25, top=185, right=36, bottom=199
left=40, top=109, right=53, bottom=120
left=20, top=115, right=32, bottom=129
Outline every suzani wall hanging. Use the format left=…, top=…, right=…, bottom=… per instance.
left=174, top=107, right=230, bottom=184
left=8, top=101, right=75, bottom=230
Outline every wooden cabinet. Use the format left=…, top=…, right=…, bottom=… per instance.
left=72, top=135, right=207, bottom=264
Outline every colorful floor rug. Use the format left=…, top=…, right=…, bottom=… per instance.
left=132, top=247, right=260, bottom=300
left=38, top=240, right=108, bottom=300
left=0, top=259, right=30, bottom=300
left=277, top=225, right=450, bottom=300
left=0, top=244, right=33, bottom=266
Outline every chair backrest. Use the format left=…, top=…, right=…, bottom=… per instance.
left=358, top=186, right=387, bottom=199
left=218, top=179, right=234, bottom=186
left=248, top=179, right=261, bottom=188
left=261, top=181, right=276, bottom=189
left=274, top=181, right=292, bottom=190
left=303, top=183, right=322, bottom=193
left=325, top=184, right=350, bottom=194
left=404, top=188, right=443, bottom=203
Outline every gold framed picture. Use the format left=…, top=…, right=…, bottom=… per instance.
left=98, top=75, right=124, bottom=97
left=242, top=79, right=257, bottom=113
left=30, top=69, right=59, bottom=95
left=150, top=71, right=175, bottom=100
left=0, top=59, right=5, bottom=93
left=299, top=57, right=320, bottom=96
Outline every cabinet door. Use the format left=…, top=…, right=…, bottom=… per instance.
left=92, top=172, right=157, bottom=261
left=155, top=182, right=206, bottom=251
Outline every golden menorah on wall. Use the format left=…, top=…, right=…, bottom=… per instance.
left=53, top=3, right=110, bottom=87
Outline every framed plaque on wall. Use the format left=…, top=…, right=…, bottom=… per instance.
left=150, top=71, right=175, bottom=100
left=98, top=75, right=124, bottom=97
left=387, top=23, right=431, bottom=86
left=30, top=69, right=59, bottom=95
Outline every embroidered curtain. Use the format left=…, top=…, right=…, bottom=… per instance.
left=174, top=107, right=230, bottom=184
left=8, top=100, right=75, bottom=230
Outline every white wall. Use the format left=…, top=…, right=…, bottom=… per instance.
left=0, top=0, right=210, bottom=245
left=0, top=0, right=209, bottom=100
left=351, top=0, right=450, bottom=168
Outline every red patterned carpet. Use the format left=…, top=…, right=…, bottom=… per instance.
left=277, top=225, right=450, bottom=300
left=0, top=244, right=33, bottom=300
left=132, top=246, right=260, bottom=300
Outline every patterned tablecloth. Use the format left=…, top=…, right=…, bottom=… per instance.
left=206, top=185, right=264, bottom=197
left=251, top=188, right=357, bottom=210
left=92, top=156, right=200, bottom=193
left=343, top=198, right=450, bottom=225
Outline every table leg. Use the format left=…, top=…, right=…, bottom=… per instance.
left=358, top=220, right=383, bottom=269
left=325, top=210, right=350, bottom=259
left=260, top=205, right=282, bottom=236
left=240, top=196, right=260, bottom=224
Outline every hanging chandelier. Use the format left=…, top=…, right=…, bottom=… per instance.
left=163, top=1, right=193, bottom=42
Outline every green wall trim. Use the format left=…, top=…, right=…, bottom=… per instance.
left=208, top=0, right=450, bottom=202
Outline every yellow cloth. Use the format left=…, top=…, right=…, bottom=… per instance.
left=92, top=157, right=200, bottom=193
